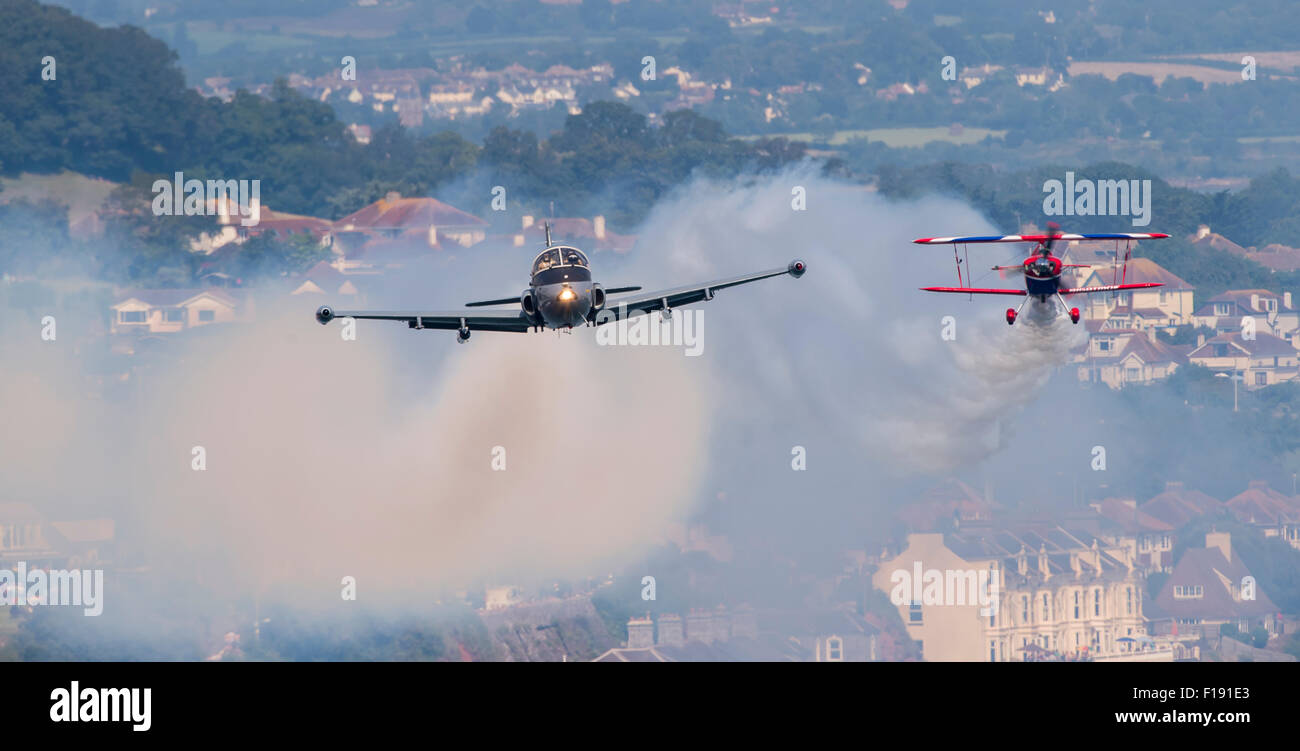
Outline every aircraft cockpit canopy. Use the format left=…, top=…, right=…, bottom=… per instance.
left=532, top=246, right=589, bottom=276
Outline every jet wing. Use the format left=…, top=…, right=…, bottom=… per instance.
left=315, top=305, right=531, bottom=332
left=595, top=259, right=806, bottom=323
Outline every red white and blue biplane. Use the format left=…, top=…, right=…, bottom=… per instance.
left=915, top=222, right=1169, bottom=325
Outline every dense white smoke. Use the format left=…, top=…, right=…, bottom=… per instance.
left=0, top=167, right=1084, bottom=608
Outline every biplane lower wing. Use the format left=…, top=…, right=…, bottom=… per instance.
left=920, top=287, right=1028, bottom=295
left=1060, top=282, right=1163, bottom=295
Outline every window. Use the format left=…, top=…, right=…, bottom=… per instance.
left=1256, top=372, right=1267, bottom=386
left=1214, top=303, right=1231, bottom=316
left=1125, top=367, right=1140, bottom=380
left=1094, top=588, right=1102, bottom=617
left=990, top=641, right=997, bottom=662
left=1041, top=593, right=1049, bottom=621
left=561, top=247, right=589, bottom=268
left=1126, top=587, right=1133, bottom=615
left=198, top=310, right=215, bottom=322
left=825, top=636, right=843, bottom=662
left=1021, top=596, right=1029, bottom=623
left=1098, top=339, right=1112, bottom=352
left=909, top=601, right=922, bottom=624
left=1074, top=591, right=1080, bottom=619
left=1173, top=585, right=1204, bottom=599
left=164, top=308, right=184, bottom=322
left=119, top=310, right=146, bottom=323
left=531, top=249, right=561, bottom=275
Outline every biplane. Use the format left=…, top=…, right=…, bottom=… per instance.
left=915, top=223, right=1169, bottom=325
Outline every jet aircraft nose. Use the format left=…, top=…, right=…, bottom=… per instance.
left=540, top=282, right=593, bottom=328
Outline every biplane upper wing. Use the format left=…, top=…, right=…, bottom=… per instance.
left=920, top=287, right=1027, bottom=295
left=914, top=233, right=1169, bottom=245
left=1060, top=282, right=1163, bottom=295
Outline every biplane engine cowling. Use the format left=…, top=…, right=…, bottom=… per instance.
left=520, top=290, right=537, bottom=317
left=590, top=283, right=606, bottom=311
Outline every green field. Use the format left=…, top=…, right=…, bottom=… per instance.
left=1, top=171, right=117, bottom=223
left=740, top=126, right=1007, bottom=148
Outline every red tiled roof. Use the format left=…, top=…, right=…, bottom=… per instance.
left=1225, top=482, right=1300, bottom=525
left=1076, top=257, right=1193, bottom=289
left=334, top=196, right=487, bottom=231
left=1142, top=482, right=1222, bottom=527
left=1189, top=331, right=1298, bottom=359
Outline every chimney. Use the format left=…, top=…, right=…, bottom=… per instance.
left=1092, top=539, right=1102, bottom=573
left=1038, top=544, right=1050, bottom=580
left=730, top=606, right=758, bottom=640
left=656, top=613, right=684, bottom=646
left=713, top=606, right=731, bottom=642
left=1286, top=292, right=1293, bottom=310
left=593, top=215, right=606, bottom=240
left=384, top=191, right=401, bottom=203
left=1251, top=293, right=1260, bottom=312
left=685, top=608, right=714, bottom=644
left=521, top=215, right=534, bottom=230
left=427, top=224, right=438, bottom=247
left=1206, top=531, right=1231, bottom=563
left=1196, top=224, right=1211, bottom=239
left=1147, top=327, right=1157, bottom=343
left=627, top=614, right=654, bottom=649
left=1016, top=546, right=1028, bottom=577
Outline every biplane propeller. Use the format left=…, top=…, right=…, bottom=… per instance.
left=915, top=222, right=1169, bottom=325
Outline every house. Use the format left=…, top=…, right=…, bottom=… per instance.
left=1148, top=532, right=1281, bottom=638
left=46, top=519, right=115, bottom=567
left=1188, top=225, right=1300, bottom=271
left=1077, top=327, right=1188, bottom=388
left=593, top=605, right=876, bottom=662
left=1186, top=331, right=1300, bottom=387
left=1242, top=243, right=1300, bottom=272
left=110, top=288, right=251, bottom=335
left=1192, top=289, right=1299, bottom=341
left=238, top=208, right=334, bottom=245
left=0, top=503, right=113, bottom=567
left=0, top=503, right=58, bottom=565
left=873, top=529, right=1147, bottom=662
left=1089, top=498, right=1175, bottom=572
left=1188, top=224, right=1248, bottom=255
left=895, top=478, right=997, bottom=531
left=289, top=261, right=365, bottom=298
left=332, top=192, right=489, bottom=255
left=1063, top=255, right=1194, bottom=330
left=1141, top=481, right=1224, bottom=529
left=484, top=586, right=521, bottom=610
left=1224, top=481, right=1300, bottom=549
left=511, top=215, right=636, bottom=254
